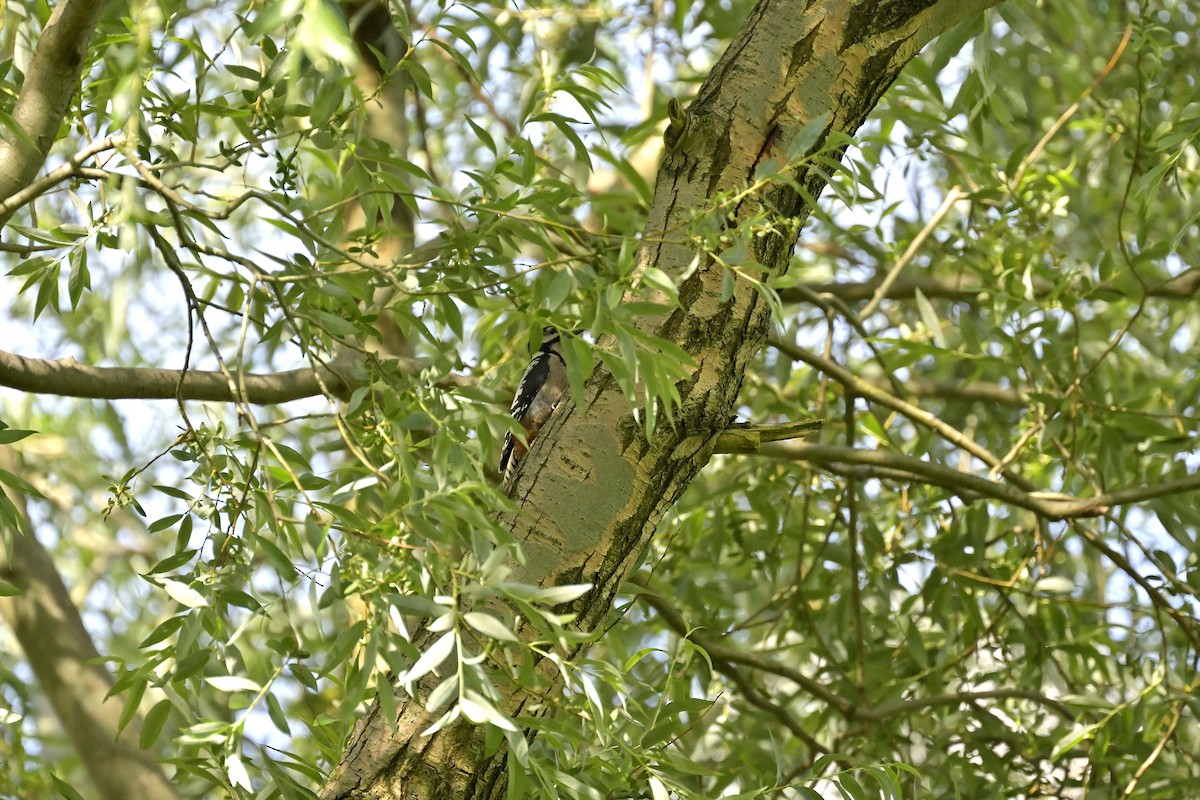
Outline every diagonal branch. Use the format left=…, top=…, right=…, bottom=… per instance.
left=0, top=454, right=177, bottom=800
left=769, top=335, right=1036, bottom=491
left=757, top=440, right=1200, bottom=520
left=0, top=0, right=111, bottom=226
left=635, top=576, right=1075, bottom=727
left=634, top=575, right=851, bottom=717
left=0, top=134, right=122, bottom=221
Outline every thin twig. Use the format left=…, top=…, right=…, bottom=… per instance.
left=770, top=336, right=1035, bottom=491
left=1120, top=699, right=1184, bottom=799
left=860, top=186, right=964, bottom=318
left=1009, top=26, right=1132, bottom=192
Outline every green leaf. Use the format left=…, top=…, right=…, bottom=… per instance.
left=50, top=774, right=87, bottom=800
left=265, top=691, right=291, bottom=735
left=139, top=616, right=184, bottom=649
left=459, top=689, right=517, bottom=731
left=321, top=620, right=367, bottom=677
left=1052, top=721, right=1102, bottom=761
left=147, top=514, right=184, bottom=534
left=160, top=579, right=208, bottom=609
left=68, top=248, right=89, bottom=308
left=530, top=583, right=592, bottom=605
left=0, top=469, right=44, bottom=498
left=391, top=593, right=449, bottom=618
left=171, top=648, right=212, bottom=681
left=139, top=700, right=173, bottom=750
left=787, top=111, right=831, bottom=161
left=463, top=612, right=519, bottom=643
left=205, top=675, right=262, bottom=693
left=425, top=674, right=458, bottom=713
left=399, top=630, right=456, bottom=686
left=913, top=287, right=946, bottom=348
left=0, top=428, right=35, bottom=445
left=116, top=677, right=146, bottom=735
left=145, top=548, right=198, bottom=575
left=377, top=679, right=399, bottom=732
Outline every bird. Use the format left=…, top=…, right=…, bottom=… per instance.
left=499, top=326, right=569, bottom=479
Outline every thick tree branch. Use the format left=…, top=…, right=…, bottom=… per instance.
left=0, top=0, right=111, bottom=226
left=0, top=457, right=177, bottom=800
left=896, top=377, right=1029, bottom=407
left=0, top=349, right=477, bottom=403
left=0, top=349, right=358, bottom=403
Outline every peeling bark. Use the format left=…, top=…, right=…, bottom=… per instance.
left=322, top=1, right=1003, bottom=797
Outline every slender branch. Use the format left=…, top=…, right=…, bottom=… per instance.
left=859, top=688, right=1075, bottom=722
left=714, top=420, right=823, bottom=453
left=859, top=186, right=964, bottom=318
left=782, top=274, right=1030, bottom=304
left=721, top=660, right=828, bottom=756
left=635, top=577, right=1075, bottom=726
left=1009, top=25, right=1131, bottom=191
left=1068, top=519, right=1200, bottom=647
left=769, top=335, right=1036, bottom=492
left=780, top=281, right=908, bottom=398
left=0, top=0, right=111, bottom=225
left=757, top=441, right=1200, bottom=520
left=1119, top=698, right=1184, bottom=799
left=781, top=268, right=1200, bottom=306
left=633, top=577, right=853, bottom=717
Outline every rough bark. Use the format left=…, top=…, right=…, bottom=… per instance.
left=0, top=0, right=110, bottom=226
left=0, top=461, right=177, bottom=800
left=323, top=1, right=1003, bottom=797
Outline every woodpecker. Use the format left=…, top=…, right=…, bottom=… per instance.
left=499, top=326, right=569, bottom=478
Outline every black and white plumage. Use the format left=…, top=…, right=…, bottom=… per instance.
left=499, top=326, right=569, bottom=478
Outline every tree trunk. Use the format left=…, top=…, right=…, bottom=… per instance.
left=322, top=1, right=1004, bottom=797
left=0, top=461, right=177, bottom=800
